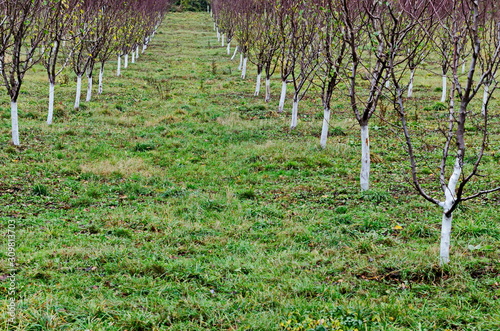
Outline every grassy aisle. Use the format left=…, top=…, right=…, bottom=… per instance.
left=1, top=12, right=499, bottom=330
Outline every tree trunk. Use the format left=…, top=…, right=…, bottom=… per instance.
left=439, top=157, right=462, bottom=264
left=117, top=55, right=121, bottom=76
left=47, top=82, right=55, bottom=125
left=124, top=54, right=128, bottom=69
left=227, top=42, right=231, bottom=55
left=98, top=63, right=104, bottom=95
left=254, top=72, right=261, bottom=96
left=265, top=78, right=271, bottom=102
left=241, top=57, right=248, bottom=79
left=238, top=53, right=243, bottom=71
left=407, top=69, right=415, bottom=98
left=440, top=212, right=453, bottom=265
left=278, top=80, right=287, bottom=113
left=290, top=93, right=299, bottom=129
left=135, top=46, right=139, bottom=60
left=131, top=51, right=135, bottom=64
left=74, top=74, right=82, bottom=109
left=217, top=29, right=220, bottom=42
left=481, top=83, right=489, bottom=116
left=221, top=34, right=225, bottom=47
left=11, top=101, right=19, bottom=146
left=360, top=124, right=370, bottom=191
left=441, top=75, right=447, bottom=102
left=86, top=73, right=93, bottom=102
left=231, top=46, right=238, bottom=60
left=320, top=106, right=331, bottom=149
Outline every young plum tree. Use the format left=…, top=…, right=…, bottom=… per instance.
left=393, top=0, right=500, bottom=264
left=0, top=0, right=51, bottom=145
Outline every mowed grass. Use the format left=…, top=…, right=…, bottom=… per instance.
left=1, top=12, right=499, bottom=331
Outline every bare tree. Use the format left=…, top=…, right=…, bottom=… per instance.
left=42, top=0, right=79, bottom=124
left=315, top=0, right=347, bottom=148
left=392, top=0, right=500, bottom=264
left=340, top=0, right=391, bottom=191
left=0, top=0, right=51, bottom=145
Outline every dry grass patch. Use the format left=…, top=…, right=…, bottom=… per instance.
left=80, top=157, right=159, bottom=177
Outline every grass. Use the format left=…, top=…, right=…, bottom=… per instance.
left=0, top=11, right=499, bottom=331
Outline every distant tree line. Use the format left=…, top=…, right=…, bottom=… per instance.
left=172, top=0, right=208, bottom=11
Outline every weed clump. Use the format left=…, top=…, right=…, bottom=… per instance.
left=32, top=184, right=49, bottom=196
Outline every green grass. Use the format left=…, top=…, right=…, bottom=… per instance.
left=1, top=12, right=499, bottom=331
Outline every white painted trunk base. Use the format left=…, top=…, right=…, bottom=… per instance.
left=360, top=125, right=370, bottom=191
left=482, top=84, right=489, bottom=116
left=238, top=54, right=243, bottom=71
left=441, top=75, right=447, bottom=102
left=290, top=95, right=299, bottom=129
left=227, top=42, right=231, bottom=55
left=117, top=55, right=121, bottom=76
left=98, top=66, right=104, bottom=94
left=320, top=107, right=331, bottom=149
left=241, top=57, right=248, bottom=79
left=254, top=73, right=261, bottom=96
left=221, top=34, right=225, bottom=47
left=47, top=83, right=55, bottom=125
left=278, top=80, right=287, bottom=113
left=265, top=78, right=271, bottom=102
left=131, top=51, right=136, bottom=64
left=136, top=46, right=139, bottom=59
left=408, top=70, right=415, bottom=98
left=124, top=54, right=128, bottom=69
left=74, top=74, right=82, bottom=109
left=439, top=157, right=462, bottom=264
left=11, top=101, right=19, bottom=146
left=86, top=75, right=93, bottom=102
left=440, top=213, right=453, bottom=265
left=231, top=46, right=238, bottom=60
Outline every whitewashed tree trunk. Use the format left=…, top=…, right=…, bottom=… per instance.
left=265, top=78, right=271, bottom=102
left=227, top=42, right=231, bottom=55
left=231, top=46, right=238, bottom=60
left=131, top=51, right=135, bottom=64
left=117, top=55, right=121, bottom=76
left=135, top=46, right=139, bottom=59
left=407, top=69, right=415, bottom=98
left=254, top=73, right=262, bottom=96
left=11, top=101, right=19, bottom=146
left=74, top=74, right=82, bottom=109
left=98, top=64, right=104, bottom=94
left=278, top=80, right=287, bottom=113
left=142, top=42, right=147, bottom=53
left=320, top=107, right=331, bottom=149
left=217, top=29, right=220, bottom=41
left=124, top=54, right=128, bottom=68
left=221, top=34, right=225, bottom=47
left=360, top=124, right=370, bottom=191
left=441, top=75, right=447, bottom=102
left=241, top=57, right=248, bottom=79
left=462, top=61, right=466, bottom=74
left=439, top=158, right=462, bottom=264
left=290, top=94, right=299, bottom=129
left=481, top=83, right=490, bottom=116
left=47, top=82, right=55, bottom=125
left=86, top=73, right=93, bottom=102
left=238, top=53, right=243, bottom=70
